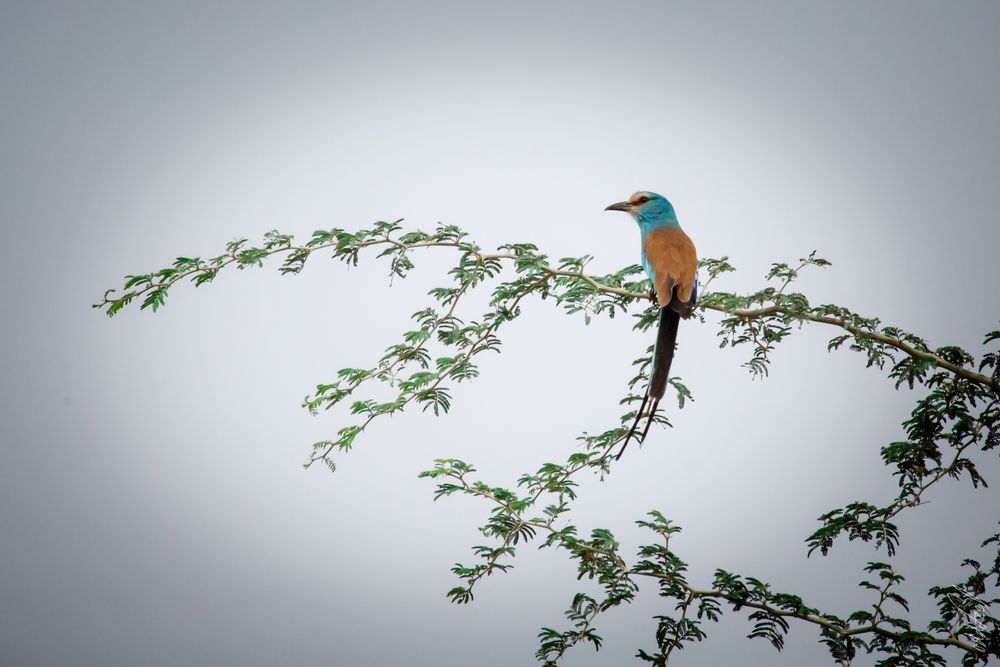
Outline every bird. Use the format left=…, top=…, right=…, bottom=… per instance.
left=605, top=191, right=698, bottom=459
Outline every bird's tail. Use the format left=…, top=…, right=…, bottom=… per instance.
left=648, top=307, right=680, bottom=401
left=616, top=307, right=680, bottom=459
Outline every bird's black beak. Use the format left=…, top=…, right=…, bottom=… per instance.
left=604, top=201, right=632, bottom=212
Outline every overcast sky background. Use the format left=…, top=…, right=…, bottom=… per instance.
left=2, top=1, right=999, bottom=665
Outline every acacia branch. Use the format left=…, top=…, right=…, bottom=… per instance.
left=456, top=460, right=984, bottom=661
left=680, top=586, right=981, bottom=654
left=711, top=304, right=998, bottom=391
left=96, top=226, right=997, bottom=392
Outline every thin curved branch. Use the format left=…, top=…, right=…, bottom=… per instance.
left=709, top=304, right=998, bottom=391
left=95, top=228, right=997, bottom=392
left=679, top=586, right=980, bottom=655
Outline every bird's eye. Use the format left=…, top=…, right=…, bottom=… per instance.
left=637, top=196, right=650, bottom=204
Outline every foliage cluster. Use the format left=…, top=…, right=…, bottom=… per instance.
left=98, top=221, right=999, bottom=665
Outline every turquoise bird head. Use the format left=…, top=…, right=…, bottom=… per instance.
left=606, top=190, right=687, bottom=288
left=605, top=191, right=679, bottom=235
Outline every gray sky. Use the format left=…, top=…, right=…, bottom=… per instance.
left=2, top=1, right=999, bottom=665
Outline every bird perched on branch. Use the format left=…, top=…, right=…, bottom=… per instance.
left=605, top=191, right=698, bottom=459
